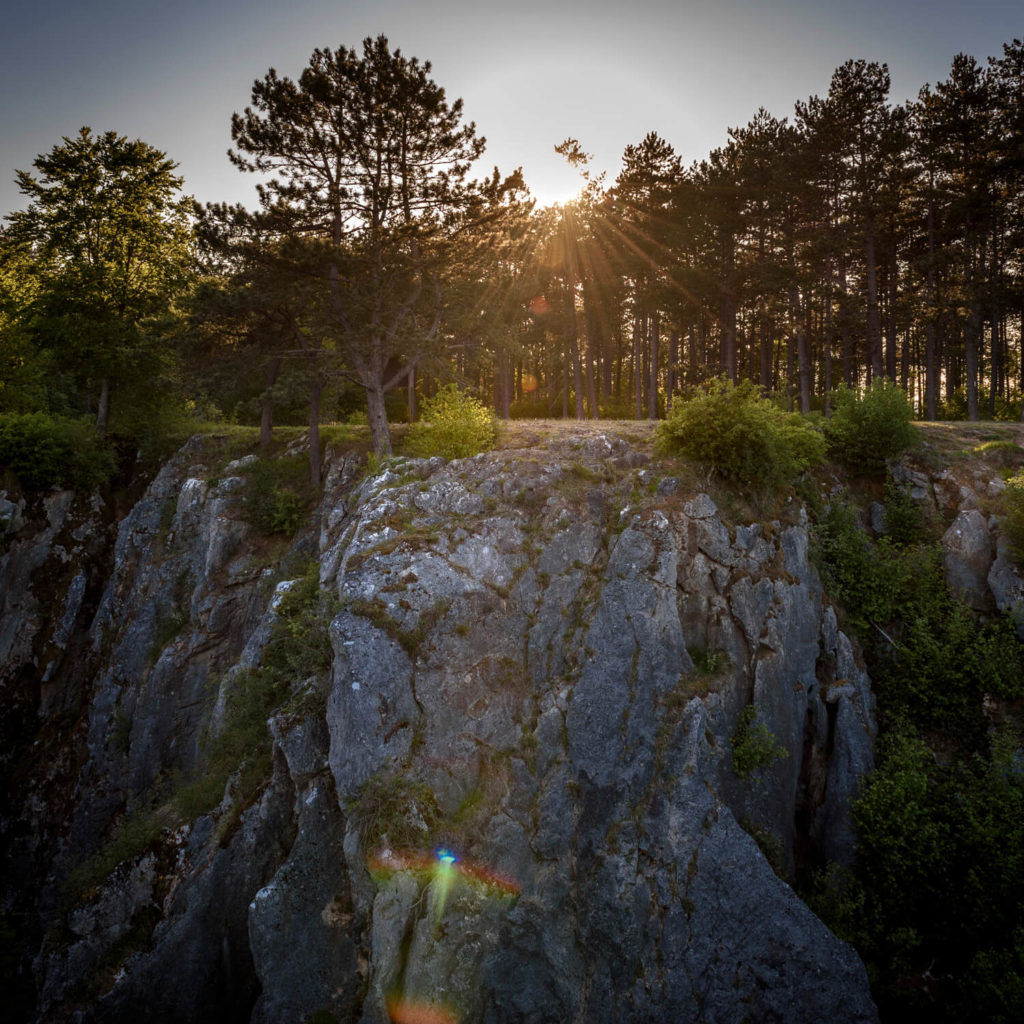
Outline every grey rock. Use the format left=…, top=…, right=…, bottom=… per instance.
left=943, top=509, right=996, bottom=609
left=5, top=433, right=884, bottom=1024
left=683, top=492, right=718, bottom=519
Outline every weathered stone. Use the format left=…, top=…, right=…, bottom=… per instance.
left=5, top=433, right=884, bottom=1024
left=943, top=509, right=996, bottom=609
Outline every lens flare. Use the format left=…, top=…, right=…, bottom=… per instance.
left=367, top=847, right=521, bottom=900
left=386, top=996, right=460, bottom=1024
left=432, top=847, right=457, bottom=922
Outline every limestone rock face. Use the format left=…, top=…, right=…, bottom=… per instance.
left=943, top=509, right=997, bottom=610
left=890, top=452, right=1024, bottom=628
left=2, top=434, right=878, bottom=1023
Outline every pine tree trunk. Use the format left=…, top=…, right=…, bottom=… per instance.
left=96, top=378, right=110, bottom=439
left=407, top=365, right=418, bottom=422
left=648, top=312, right=659, bottom=419
left=667, top=329, right=679, bottom=412
left=966, top=308, right=981, bottom=421
left=865, top=216, right=882, bottom=381
left=366, top=382, right=392, bottom=456
left=308, top=378, right=322, bottom=485
left=260, top=354, right=283, bottom=448
left=925, top=200, right=938, bottom=419
left=633, top=313, right=643, bottom=419
left=721, top=294, right=737, bottom=382
left=885, top=248, right=898, bottom=381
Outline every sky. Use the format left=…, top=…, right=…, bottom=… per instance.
left=0, top=0, right=1021, bottom=219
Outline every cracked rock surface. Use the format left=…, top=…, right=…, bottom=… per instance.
left=2, top=433, right=878, bottom=1022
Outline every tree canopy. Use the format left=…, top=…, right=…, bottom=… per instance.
left=2, top=128, right=193, bottom=436
left=223, top=34, right=526, bottom=456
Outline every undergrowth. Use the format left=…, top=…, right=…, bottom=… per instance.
left=808, top=487, right=1024, bottom=1020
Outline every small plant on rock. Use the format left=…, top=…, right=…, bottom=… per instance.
left=731, top=705, right=788, bottom=780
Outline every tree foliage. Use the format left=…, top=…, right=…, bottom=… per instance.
left=3, top=128, right=193, bottom=437
left=226, top=35, right=527, bottom=457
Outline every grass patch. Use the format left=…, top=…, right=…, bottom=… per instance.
left=347, top=770, right=441, bottom=853
left=347, top=596, right=450, bottom=658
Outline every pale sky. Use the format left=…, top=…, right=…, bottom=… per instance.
left=1, top=0, right=1020, bottom=218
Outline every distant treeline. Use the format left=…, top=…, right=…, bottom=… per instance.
left=2, top=37, right=1023, bottom=460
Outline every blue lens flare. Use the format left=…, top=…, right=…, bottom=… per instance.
left=436, top=848, right=457, bottom=865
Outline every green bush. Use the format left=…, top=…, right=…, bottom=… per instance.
left=656, top=377, right=825, bottom=489
left=821, top=727, right=1024, bottom=1021
left=242, top=454, right=316, bottom=536
left=347, top=770, right=441, bottom=853
left=0, top=411, right=116, bottom=491
left=824, top=380, right=917, bottom=475
left=730, top=705, right=788, bottom=779
left=813, top=499, right=910, bottom=630
left=404, top=384, right=497, bottom=460
left=813, top=497, right=1022, bottom=736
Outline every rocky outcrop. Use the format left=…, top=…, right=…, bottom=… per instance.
left=891, top=455, right=1024, bottom=624
left=2, top=433, right=879, bottom=1023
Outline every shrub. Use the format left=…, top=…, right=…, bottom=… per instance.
left=730, top=705, right=788, bottom=779
left=813, top=499, right=910, bottom=630
left=882, top=479, right=925, bottom=546
left=242, top=454, right=316, bottom=536
left=828, top=727, right=1024, bottom=1020
left=347, top=770, right=440, bottom=853
left=404, top=384, right=496, bottom=460
left=0, top=412, right=116, bottom=491
left=656, top=377, right=825, bottom=489
left=824, top=380, right=917, bottom=475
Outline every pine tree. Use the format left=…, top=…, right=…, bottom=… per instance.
left=228, top=35, right=520, bottom=455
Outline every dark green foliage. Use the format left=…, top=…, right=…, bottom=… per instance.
left=64, top=807, right=164, bottom=905
left=814, top=497, right=1023, bottom=737
left=813, top=499, right=909, bottom=630
left=1002, top=472, right=1024, bottom=565
left=242, top=454, right=317, bottom=536
left=5, top=128, right=193, bottom=439
left=0, top=411, right=116, bottom=491
left=885, top=579, right=1022, bottom=738
left=687, top=646, right=727, bottom=678
left=656, top=377, right=825, bottom=490
left=824, top=380, right=917, bottom=475
left=819, top=729, right=1024, bottom=1021
left=810, top=491, right=1024, bottom=1019
left=730, top=705, right=788, bottom=779
left=882, top=479, right=926, bottom=545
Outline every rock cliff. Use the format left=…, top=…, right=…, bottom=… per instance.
left=1, top=432, right=881, bottom=1022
